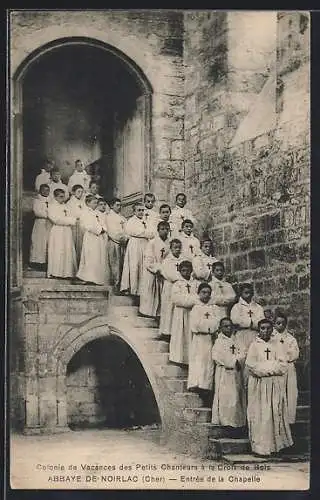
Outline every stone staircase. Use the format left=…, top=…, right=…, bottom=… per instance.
left=108, top=294, right=310, bottom=462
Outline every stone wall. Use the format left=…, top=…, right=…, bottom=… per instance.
left=184, top=11, right=310, bottom=372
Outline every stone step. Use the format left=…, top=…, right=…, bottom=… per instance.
left=182, top=407, right=211, bottom=424
left=297, top=390, right=310, bottom=405
left=148, top=352, right=170, bottom=365
left=109, top=295, right=139, bottom=307
left=291, top=420, right=309, bottom=437
left=124, top=327, right=160, bottom=340
left=107, top=305, right=139, bottom=317
left=288, top=436, right=310, bottom=454
left=208, top=437, right=251, bottom=457
left=164, top=378, right=188, bottom=392
left=173, top=392, right=203, bottom=408
left=196, top=423, right=247, bottom=439
left=142, top=340, right=169, bottom=353
left=153, top=363, right=188, bottom=378
left=296, top=405, right=310, bottom=421
left=130, top=317, right=159, bottom=328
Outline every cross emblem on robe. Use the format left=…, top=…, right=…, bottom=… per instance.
left=64, top=209, right=67, bottom=216
left=45, top=202, right=48, bottom=208
left=204, top=312, right=210, bottom=319
left=186, top=283, right=191, bottom=294
left=142, top=221, right=147, bottom=229
left=120, top=220, right=125, bottom=229
left=161, top=248, right=166, bottom=259
left=265, top=347, right=271, bottom=360
left=78, top=204, right=82, bottom=209
left=280, top=339, right=284, bottom=344
left=230, top=344, right=236, bottom=354
left=207, top=263, right=212, bottom=271
left=145, top=212, right=149, bottom=219
left=181, top=215, right=185, bottom=221
left=248, top=309, right=253, bottom=328
left=208, top=328, right=211, bottom=335
left=189, top=245, right=194, bottom=254
left=96, top=215, right=100, bottom=221
left=176, top=263, right=180, bottom=271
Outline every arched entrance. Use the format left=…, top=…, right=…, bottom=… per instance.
left=11, top=37, right=152, bottom=277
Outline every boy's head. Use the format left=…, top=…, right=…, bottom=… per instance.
left=75, top=159, right=84, bottom=172
left=258, top=319, right=273, bottom=342
left=197, top=282, right=212, bottom=304
left=212, top=261, right=225, bottom=281
left=239, top=283, right=254, bottom=303
left=274, top=310, right=288, bottom=333
left=182, top=219, right=194, bottom=236
left=159, top=204, right=171, bottom=222
left=89, top=181, right=99, bottom=195
left=133, top=203, right=145, bottom=219
left=97, top=199, right=107, bottom=213
left=43, top=159, right=54, bottom=173
left=39, top=184, right=50, bottom=198
left=53, top=188, right=66, bottom=204
left=144, top=193, right=155, bottom=209
left=201, top=238, right=213, bottom=256
left=178, top=260, right=193, bottom=281
left=176, top=193, right=187, bottom=208
left=110, top=198, right=121, bottom=214
left=170, top=238, right=182, bottom=258
left=72, top=184, right=84, bottom=200
left=51, top=168, right=61, bottom=183
left=220, top=317, right=234, bottom=338
left=85, top=194, right=98, bottom=210
left=157, top=221, right=170, bottom=240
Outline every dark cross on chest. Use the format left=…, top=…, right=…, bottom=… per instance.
left=230, top=344, right=236, bottom=355
left=280, top=339, right=284, bottom=344
left=208, top=328, right=211, bottom=335
left=45, top=202, right=48, bottom=208
left=204, top=312, right=210, bottom=319
left=186, top=283, right=191, bottom=294
left=248, top=309, right=253, bottom=328
left=176, top=263, right=180, bottom=271
left=142, top=221, right=147, bottom=229
left=63, top=209, right=67, bottom=216
left=120, top=220, right=125, bottom=229
left=160, top=248, right=166, bottom=259
left=181, top=215, right=185, bottom=221
left=265, top=347, right=271, bottom=360
left=96, top=215, right=100, bottom=221
left=145, top=212, right=149, bottom=219
left=78, top=204, right=82, bottom=210
left=189, top=245, right=194, bottom=254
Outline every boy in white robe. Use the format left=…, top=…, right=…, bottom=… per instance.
left=246, top=318, right=293, bottom=456
left=271, top=311, right=299, bottom=424
left=152, top=204, right=176, bottom=238
left=66, top=184, right=85, bottom=265
left=29, top=183, right=52, bottom=270
left=169, top=260, right=198, bottom=365
left=211, top=317, right=247, bottom=428
left=76, top=195, right=108, bottom=285
left=139, top=221, right=171, bottom=318
left=67, top=159, right=91, bottom=193
left=179, top=219, right=201, bottom=260
left=159, top=238, right=184, bottom=341
left=106, top=198, right=128, bottom=292
left=48, top=169, right=69, bottom=201
left=143, top=193, right=159, bottom=232
left=188, top=283, right=222, bottom=406
left=230, top=282, right=265, bottom=355
left=208, top=261, right=237, bottom=317
left=35, top=159, right=54, bottom=192
left=120, top=203, right=154, bottom=296
left=47, top=189, right=77, bottom=278
left=170, top=192, right=196, bottom=234
left=192, top=238, right=218, bottom=281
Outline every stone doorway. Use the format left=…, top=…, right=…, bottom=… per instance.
left=66, top=336, right=161, bottom=430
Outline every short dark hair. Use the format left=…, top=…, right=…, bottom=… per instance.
left=258, top=318, right=273, bottom=329
left=219, top=317, right=233, bottom=327
left=71, top=184, right=84, bottom=192
left=212, top=261, right=225, bottom=271
left=109, top=197, right=121, bottom=207
left=176, top=192, right=186, bottom=201
left=157, top=221, right=170, bottom=231
left=39, top=183, right=50, bottom=191
left=197, top=282, right=212, bottom=294
left=51, top=167, right=60, bottom=175
left=89, top=180, right=98, bottom=187
left=85, top=194, right=97, bottom=204
left=53, top=188, right=65, bottom=197
left=239, top=282, right=254, bottom=295
left=159, top=204, right=171, bottom=213
left=201, top=238, right=213, bottom=247
left=182, top=219, right=193, bottom=228
left=144, top=192, right=155, bottom=202
left=274, top=309, right=288, bottom=325
left=178, top=260, right=193, bottom=272
left=170, top=238, right=182, bottom=248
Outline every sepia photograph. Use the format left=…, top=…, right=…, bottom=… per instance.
left=7, top=9, right=310, bottom=491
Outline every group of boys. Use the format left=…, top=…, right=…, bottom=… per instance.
left=30, top=161, right=300, bottom=458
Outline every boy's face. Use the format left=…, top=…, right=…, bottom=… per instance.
left=90, top=184, right=98, bottom=195
left=202, top=241, right=212, bottom=256
left=182, top=222, right=193, bottom=236
left=74, top=188, right=84, bottom=200
left=135, top=206, right=144, bottom=219
left=160, top=207, right=171, bottom=221
left=112, top=201, right=121, bottom=214
left=241, top=287, right=253, bottom=303
left=176, top=194, right=186, bottom=208
left=259, top=322, right=273, bottom=342
left=51, top=172, right=61, bottom=183
left=220, top=318, right=234, bottom=337
left=75, top=161, right=84, bottom=172
left=158, top=226, right=169, bottom=240
left=199, top=287, right=212, bottom=304
left=171, top=242, right=182, bottom=258
left=274, top=317, right=287, bottom=333
left=144, top=196, right=155, bottom=209
left=40, top=186, right=50, bottom=198
left=180, top=265, right=192, bottom=280
left=97, top=201, right=106, bottom=213
left=55, top=192, right=65, bottom=204
left=213, top=264, right=224, bottom=280
left=88, top=198, right=98, bottom=210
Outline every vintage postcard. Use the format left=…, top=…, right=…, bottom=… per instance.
left=7, top=9, right=310, bottom=491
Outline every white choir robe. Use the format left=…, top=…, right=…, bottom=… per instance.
left=271, top=329, right=300, bottom=424
left=211, top=333, right=247, bottom=427
left=192, top=252, right=219, bottom=281
left=48, top=181, right=69, bottom=201
left=208, top=276, right=237, bottom=317
left=169, top=278, right=198, bottom=364
left=187, top=302, right=221, bottom=391
left=29, top=195, right=52, bottom=264
left=47, top=200, right=77, bottom=278
left=77, top=208, right=108, bottom=285
left=143, top=208, right=159, bottom=234
left=106, top=209, right=128, bottom=288
left=35, top=170, right=51, bottom=192
left=245, top=338, right=293, bottom=455
left=150, top=217, right=177, bottom=239
left=230, top=297, right=265, bottom=354
left=159, top=254, right=184, bottom=336
left=179, top=233, right=201, bottom=260
left=120, top=216, right=154, bottom=295
left=67, top=171, right=91, bottom=192
left=139, top=236, right=171, bottom=317
left=66, top=196, right=85, bottom=265
left=170, top=205, right=196, bottom=233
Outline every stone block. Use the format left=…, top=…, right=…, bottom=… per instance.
left=232, top=254, right=248, bottom=272
left=156, top=160, right=184, bottom=179
left=170, top=140, right=184, bottom=160
left=154, top=138, right=171, bottom=160
left=248, top=249, right=266, bottom=269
